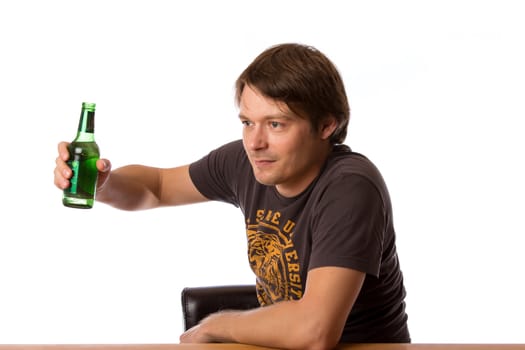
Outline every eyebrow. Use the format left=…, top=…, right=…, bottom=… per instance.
left=238, top=113, right=297, bottom=121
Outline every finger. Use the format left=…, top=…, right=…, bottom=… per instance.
left=55, top=142, right=72, bottom=190
left=55, top=155, right=72, bottom=178
left=179, top=325, right=199, bottom=343
left=57, top=141, right=70, bottom=161
left=53, top=163, right=70, bottom=189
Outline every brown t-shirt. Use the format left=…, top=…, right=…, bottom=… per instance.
left=189, top=140, right=410, bottom=343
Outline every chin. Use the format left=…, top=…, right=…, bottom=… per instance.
left=253, top=173, right=278, bottom=187
left=255, top=178, right=275, bottom=186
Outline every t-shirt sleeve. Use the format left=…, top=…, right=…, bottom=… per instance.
left=188, top=140, right=245, bottom=207
left=309, top=174, right=386, bottom=277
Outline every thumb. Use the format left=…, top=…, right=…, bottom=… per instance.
left=97, top=158, right=111, bottom=173
left=96, top=159, right=112, bottom=190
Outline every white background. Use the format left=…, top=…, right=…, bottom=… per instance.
left=1, top=0, right=524, bottom=344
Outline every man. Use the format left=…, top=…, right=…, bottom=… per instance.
left=54, top=43, right=410, bottom=349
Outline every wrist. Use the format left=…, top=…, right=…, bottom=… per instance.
left=200, top=310, right=240, bottom=343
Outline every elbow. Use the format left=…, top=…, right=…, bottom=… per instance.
left=305, top=335, right=340, bottom=350
left=299, top=321, right=342, bottom=350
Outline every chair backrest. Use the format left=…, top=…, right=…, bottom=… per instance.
left=181, top=284, right=259, bottom=330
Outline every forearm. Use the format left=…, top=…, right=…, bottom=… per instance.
left=96, top=165, right=162, bottom=211
left=184, top=299, right=335, bottom=350
left=220, top=301, right=318, bottom=349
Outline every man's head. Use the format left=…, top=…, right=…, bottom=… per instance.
left=235, top=43, right=350, bottom=196
left=235, top=43, right=350, bottom=145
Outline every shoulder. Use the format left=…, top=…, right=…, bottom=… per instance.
left=220, top=139, right=245, bottom=151
left=191, top=139, right=247, bottom=168
left=328, top=145, right=380, bottom=174
left=315, top=145, right=391, bottom=205
left=323, top=145, right=385, bottom=185
left=211, top=139, right=245, bottom=156
left=188, top=139, right=249, bottom=205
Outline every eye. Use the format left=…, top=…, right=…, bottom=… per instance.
left=241, top=120, right=252, bottom=127
left=270, top=121, right=282, bottom=128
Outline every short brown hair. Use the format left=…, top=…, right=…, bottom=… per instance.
left=235, top=43, right=350, bottom=144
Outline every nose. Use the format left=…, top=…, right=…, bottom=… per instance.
left=244, top=124, right=268, bottom=151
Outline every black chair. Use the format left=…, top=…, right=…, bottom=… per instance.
left=181, top=284, right=259, bottom=330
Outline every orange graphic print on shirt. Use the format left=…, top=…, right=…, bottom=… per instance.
left=246, top=209, right=303, bottom=305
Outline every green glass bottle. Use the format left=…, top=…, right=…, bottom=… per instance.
left=62, top=102, right=100, bottom=209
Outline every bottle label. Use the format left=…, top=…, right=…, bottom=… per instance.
left=69, top=160, right=80, bottom=193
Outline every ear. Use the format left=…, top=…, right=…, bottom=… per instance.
left=319, top=115, right=338, bottom=140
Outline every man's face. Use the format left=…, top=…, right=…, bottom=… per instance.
left=239, top=85, right=334, bottom=197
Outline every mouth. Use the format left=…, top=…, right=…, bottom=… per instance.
left=254, top=160, right=274, bottom=166
left=252, top=158, right=275, bottom=168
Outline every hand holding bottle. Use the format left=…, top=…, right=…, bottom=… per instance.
left=54, top=141, right=112, bottom=198
left=54, top=141, right=112, bottom=191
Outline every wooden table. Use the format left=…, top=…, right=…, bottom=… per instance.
left=0, top=344, right=524, bottom=350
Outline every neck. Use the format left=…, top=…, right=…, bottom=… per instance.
left=276, top=143, right=333, bottom=198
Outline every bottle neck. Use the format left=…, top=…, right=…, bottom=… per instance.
left=75, top=109, right=96, bottom=142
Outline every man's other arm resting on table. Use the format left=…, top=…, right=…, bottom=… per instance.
left=180, top=266, right=365, bottom=350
